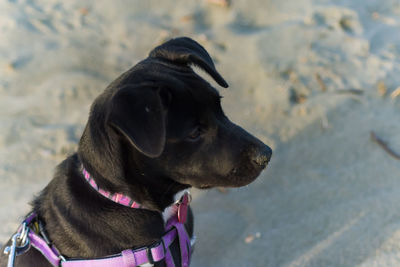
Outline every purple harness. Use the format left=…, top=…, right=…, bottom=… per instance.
left=4, top=168, right=193, bottom=267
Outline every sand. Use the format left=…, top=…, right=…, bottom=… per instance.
left=1, top=0, right=400, bottom=266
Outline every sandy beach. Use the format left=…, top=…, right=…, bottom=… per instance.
left=1, top=0, right=400, bottom=266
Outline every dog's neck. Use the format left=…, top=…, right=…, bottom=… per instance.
left=78, top=158, right=189, bottom=213
left=78, top=126, right=190, bottom=212
left=81, top=165, right=188, bottom=222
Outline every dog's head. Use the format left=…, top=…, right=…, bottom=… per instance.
left=79, top=37, right=271, bottom=204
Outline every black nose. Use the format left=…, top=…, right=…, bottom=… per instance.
left=252, top=145, right=272, bottom=169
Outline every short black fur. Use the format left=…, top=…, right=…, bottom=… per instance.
left=0, top=37, right=272, bottom=267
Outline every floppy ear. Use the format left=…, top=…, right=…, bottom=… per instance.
left=107, top=85, right=166, bottom=158
left=149, top=37, right=229, bottom=88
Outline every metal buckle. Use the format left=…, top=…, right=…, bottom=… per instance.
left=4, top=223, right=31, bottom=267
left=173, top=190, right=192, bottom=205
left=59, top=255, right=67, bottom=262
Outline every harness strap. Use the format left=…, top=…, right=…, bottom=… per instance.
left=175, top=223, right=190, bottom=267
left=122, top=250, right=136, bottom=267
left=20, top=226, right=169, bottom=267
left=6, top=166, right=193, bottom=267
left=61, top=245, right=163, bottom=267
left=164, top=250, right=175, bottom=267
left=28, top=231, right=61, bottom=267
left=17, top=215, right=184, bottom=267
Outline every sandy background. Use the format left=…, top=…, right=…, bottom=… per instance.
left=1, top=0, right=400, bottom=266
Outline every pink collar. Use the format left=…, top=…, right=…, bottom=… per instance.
left=82, top=167, right=191, bottom=224
left=82, top=168, right=142, bottom=209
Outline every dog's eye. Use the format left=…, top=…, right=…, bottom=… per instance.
left=187, top=126, right=202, bottom=141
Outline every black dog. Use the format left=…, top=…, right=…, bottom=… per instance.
left=1, top=37, right=272, bottom=267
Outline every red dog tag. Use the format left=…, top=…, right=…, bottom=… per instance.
left=178, top=193, right=190, bottom=223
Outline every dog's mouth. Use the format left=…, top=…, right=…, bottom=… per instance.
left=225, top=162, right=268, bottom=188
left=169, top=154, right=270, bottom=190
left=191, top=165, right=267, bottom=190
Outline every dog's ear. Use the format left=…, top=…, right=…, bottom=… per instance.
left=107, top=85, right=167, bottom=158
left=149, top=37, right=229, bottom=88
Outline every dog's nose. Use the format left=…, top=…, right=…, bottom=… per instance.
left=252, top=145, right=272, bottom=169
